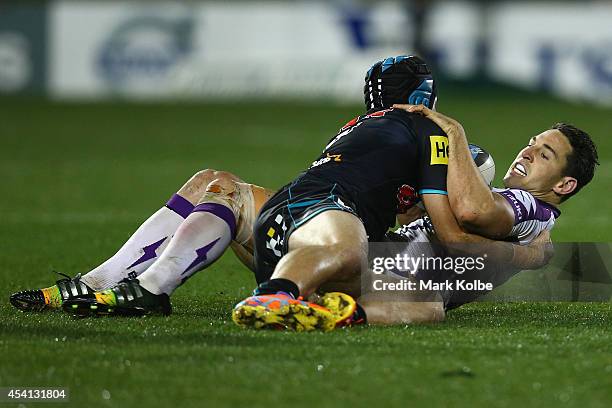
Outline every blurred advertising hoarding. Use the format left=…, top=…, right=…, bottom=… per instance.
left=49, top=1, right=409, bottom=101
left=488, top=2, right=612, bottom=105
left=0, top=4, right=46, bottom=94
left=47, top=1, right=612, bottom=105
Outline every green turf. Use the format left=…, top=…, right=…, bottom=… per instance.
left=1, top=88, right=611, bottom=408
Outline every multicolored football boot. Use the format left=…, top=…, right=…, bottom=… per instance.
left=9, top=273, right=94, bottom=312
left=62, top=278, right=171, bottom=317
left=314, top=292, right=366, bottom=327
left=232, top=291, right=337, bottom=332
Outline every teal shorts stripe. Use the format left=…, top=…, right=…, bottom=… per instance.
left=294, top=204, right=350, bottom=228
left=287, top=199, right=323, bottom=209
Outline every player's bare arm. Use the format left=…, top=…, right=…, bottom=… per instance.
left=395, top=103, right=515, bottom=239
left=421, top=194, right=551, bottom=270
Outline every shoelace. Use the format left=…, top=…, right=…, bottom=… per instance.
left=53, top=270, right=72, bottom=280
left=118, top=277, right=140, bottom=284
left=54, top=270, right=83, bottom=283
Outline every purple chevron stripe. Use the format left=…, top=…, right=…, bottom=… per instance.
left=182, top=237, right=221, bottom=274
left=127, top=237, right=167, bottom=269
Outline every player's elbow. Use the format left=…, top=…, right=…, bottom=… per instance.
left=454, top=201, right=498, bottom=233
left=455, top=208, right=482, bottom=229
left=450, top=193, right=496, bottom=228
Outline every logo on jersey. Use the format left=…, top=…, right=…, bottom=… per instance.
left=365, top=108, right=393, bottom=119
left=429, top=136, right=449, bottom=165
left=340, top=116, right=359, bottom=132
left=310, top=153, right=342, bottom=169
left=396, top=184, right=420, bottom=213
left=469, top=145, right=483, bottom=159
left=339, top=108, right=393, bottom=132
left=330, top=109, right=393, bottom=151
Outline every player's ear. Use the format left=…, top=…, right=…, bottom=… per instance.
left=553, top=176, right=577, bottom=197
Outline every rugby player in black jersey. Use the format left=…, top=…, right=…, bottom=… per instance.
left=14, top=56, right=452, bottom=318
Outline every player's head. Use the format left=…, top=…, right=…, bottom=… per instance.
left=503, top=123, right=599, bottom=204
left=364, top=55, right=437, bottom=112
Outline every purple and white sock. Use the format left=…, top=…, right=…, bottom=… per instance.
left=80, top=194, right=194, bottom=290
left=138, top=203, right=236, bottom=296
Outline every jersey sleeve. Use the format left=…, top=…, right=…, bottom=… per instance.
left=494, top=188, right=533, bottom=225
left=415, top=118, right=448, bottom=195
left=492, top=187, right=561, bottom=244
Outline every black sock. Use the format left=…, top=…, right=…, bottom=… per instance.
left=353, top=302, right=368, bottom=324
left=253, top=278, right=300, bottom=299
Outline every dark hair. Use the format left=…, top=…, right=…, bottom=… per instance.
left=553, top=123, right=599, bottom=201
left=363, top=55, right=437, bottom=111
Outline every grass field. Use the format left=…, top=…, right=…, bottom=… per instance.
left=1, top=86, right=611, bottom=407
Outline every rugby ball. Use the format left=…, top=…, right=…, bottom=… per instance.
left=469, top=143, right=495, bottom=186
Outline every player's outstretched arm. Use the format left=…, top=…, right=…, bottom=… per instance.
left=394, top=104, right=514, bottom=239
left=421, top=194, right=551, bottom=270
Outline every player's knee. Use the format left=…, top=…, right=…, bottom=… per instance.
left=178, top=169, right=241, bottom=204
left=177, top=169, right=218, bottom=203
left=193, top=168, right=217, bottom=183
left=195, top=174, right=245, bottom=227
left=205, top=173, right=237, bottom=195
left=191, top=169, right=240, bottom=188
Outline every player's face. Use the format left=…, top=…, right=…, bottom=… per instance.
left=503, top=129, right=574, bottom=195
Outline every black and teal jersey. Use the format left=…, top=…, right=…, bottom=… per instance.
left=305, top=107, right=449, bottom=240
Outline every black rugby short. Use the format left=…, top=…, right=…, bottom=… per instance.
left=252, top=174, right=358, bottom=283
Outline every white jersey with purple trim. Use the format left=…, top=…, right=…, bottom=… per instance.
left=393, top=187, right=560, bottom=246
left=388, top=189, right=559, bottom=310
left=393, top=216, right=435, bottom=244
left=492, top=188, right=561, bottom=245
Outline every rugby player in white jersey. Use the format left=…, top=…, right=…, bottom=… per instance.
left=355, top=103, right=599, bottom=324
left=302, top=107, right=599, bottom=327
